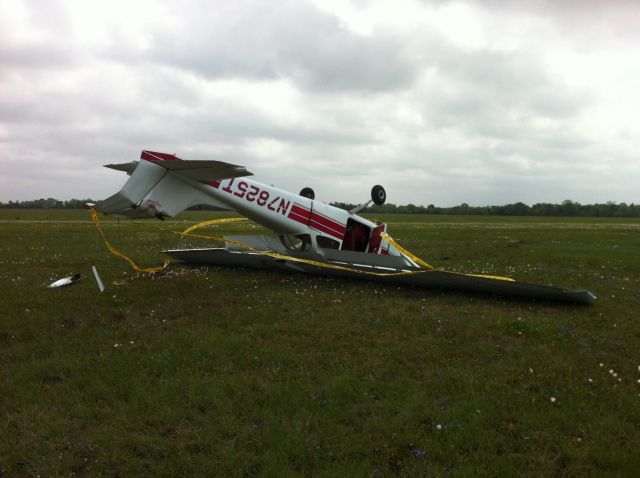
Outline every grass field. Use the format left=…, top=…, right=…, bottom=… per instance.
left=1, top=209, right=639, bottom=476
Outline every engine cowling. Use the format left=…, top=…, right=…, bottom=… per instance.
left=371, top=185, right=386, bottom=205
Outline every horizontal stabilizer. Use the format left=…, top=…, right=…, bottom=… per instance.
left=152, top=159, right=253, bottom=183
left=104, top=161, right=139, bottom=175
left=140, top=150, right=252, bottom=183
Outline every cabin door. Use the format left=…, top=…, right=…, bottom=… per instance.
left=341, top=218, right=371, bottom=252
left=367, top=224, right=387, bottom=254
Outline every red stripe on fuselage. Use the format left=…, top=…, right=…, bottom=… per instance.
left=309, top=219, right=345, bottom=239
left=309, top=211, right=346, bottom=236
left=287, top=204, right=345, bottom=240
left=288, top=204, right=310, bottom=224
left=289, top=204, right=309, bottom=217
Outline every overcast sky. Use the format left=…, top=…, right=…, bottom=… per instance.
left=1, top=0, right=638, bottom=206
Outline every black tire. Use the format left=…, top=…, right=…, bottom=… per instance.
left=371, top=185, right=386, bottom=205
left=299, top=187, right=315, bottom=200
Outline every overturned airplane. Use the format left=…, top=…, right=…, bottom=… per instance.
left=98, top=150, right=596, bottom=304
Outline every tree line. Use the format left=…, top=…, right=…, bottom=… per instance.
left=1, top=198, right=639, bottom=217
left=330, top=200, right=640, bottom=218
left=0, top=198, right=97, bottom=209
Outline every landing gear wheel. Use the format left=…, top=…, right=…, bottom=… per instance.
left=371, top=185, right=386, bottom=205
left=299, top=187, right=315, bottom=200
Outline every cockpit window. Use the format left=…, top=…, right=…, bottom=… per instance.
left=280, top=234, right=312, bottom=251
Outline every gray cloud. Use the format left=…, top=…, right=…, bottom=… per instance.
left=0, top=0, right=638, bottom=206
left=124, top=0, right=420, bottom=92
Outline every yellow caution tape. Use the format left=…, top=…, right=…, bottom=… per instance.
left=90, top=208, right=514, bottom=281
left=380, top=231, right=434, bottom=269
left=177, top=220, right=514, bottom=281
left=180, top=217, right=250, bottom=235
left=174, top=224, right=420, bottom=277
left=89, top=207, right=171, bottom=273
left=465, top=273, right=514, bottom=281
left=381, top=231, right=514, bottom=281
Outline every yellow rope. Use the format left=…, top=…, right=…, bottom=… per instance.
left=89, top=208, right=170, bottom=273
left=380, top=231, right=434, bottom=269
left=180, top=217, right=250, bottom=235
left=177, top=220, right=514, bottom=281
left=90, top=208, right=514, bottom=281
left=174, top=229, right=421, bottom=277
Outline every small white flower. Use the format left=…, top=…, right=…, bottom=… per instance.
left=436, top=424, right=442, bottom=430
left=609, top=369, right=614, bottom=374
left=550, top=397, right=556, bottom=403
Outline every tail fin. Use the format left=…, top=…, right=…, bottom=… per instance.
left=98, top=150, right=252, bottom=219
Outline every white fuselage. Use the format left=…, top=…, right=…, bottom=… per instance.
left=183, top=175, right=371, bottom=248
left=104, top=155, right=399, bottom=257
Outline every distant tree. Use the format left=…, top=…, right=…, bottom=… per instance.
left=2, top=197, right=639, bottom=217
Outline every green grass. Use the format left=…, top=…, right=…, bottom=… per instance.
left=1, top=209, right=639, bottom=476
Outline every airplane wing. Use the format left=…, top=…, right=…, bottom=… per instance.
left=163, top=244, right=597, bottom=305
